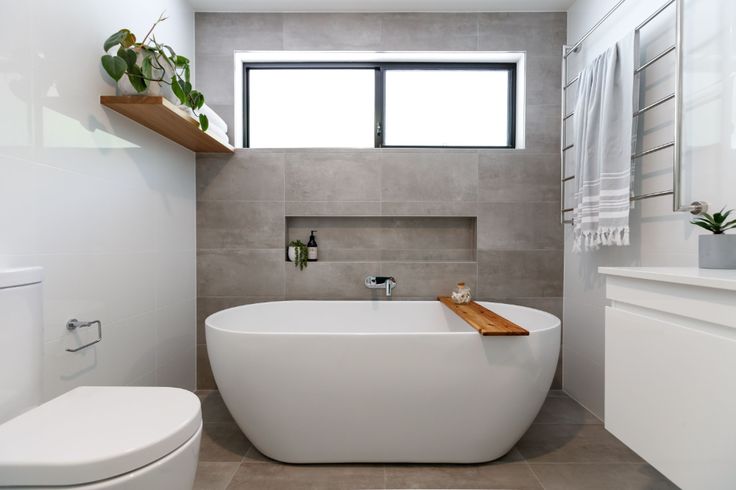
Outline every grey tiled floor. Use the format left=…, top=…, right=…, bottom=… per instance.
left=194, top=390, right=678, bottom=490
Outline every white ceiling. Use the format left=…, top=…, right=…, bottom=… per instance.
left=189, top=0, right=575, bottom=13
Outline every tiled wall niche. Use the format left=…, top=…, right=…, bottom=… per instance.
left=195, top=12, right=566, bottom=390
left=286, top=216, right=477, bottom=263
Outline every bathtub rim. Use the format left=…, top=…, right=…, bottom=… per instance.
left=205, top=300, right=560, bottom=336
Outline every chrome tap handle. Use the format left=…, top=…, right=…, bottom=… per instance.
left=66, top=319, right=102, bottom=353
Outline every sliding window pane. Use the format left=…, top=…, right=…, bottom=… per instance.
left=384, top=69, right=511, bottom=147
left=248, top=69, right=375, bottom=148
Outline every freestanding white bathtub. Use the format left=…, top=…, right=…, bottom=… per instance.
left=206, top=300, right=560, bottom=464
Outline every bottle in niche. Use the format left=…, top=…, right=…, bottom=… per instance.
left=307, top=230, right=318, bottom=261
left=451, top=282, right=471, bottom=304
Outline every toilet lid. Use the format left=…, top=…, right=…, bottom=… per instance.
left=0, top=386, right=202, bottom=487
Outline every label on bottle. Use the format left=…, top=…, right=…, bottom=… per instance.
left=308, top=247, right=318, bottom=261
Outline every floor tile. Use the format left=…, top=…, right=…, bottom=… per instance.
left=200, top=422, right=251, bottom=462
left=242, top=445, right=278, bottom=464
left=192, top=390, right=678, bottom=489
left=198, top=390, right=236, bottom=423
left=384, top=462, right=542, bottom=489
left=532, top=395, right=602, bottom=425
left=517, top=424, right=644, bottom=464
left=194, top=462, right=241, bottom=490
left=226, top=463, right=386, bottom=489
left=529, top=463, right=680, bottom=490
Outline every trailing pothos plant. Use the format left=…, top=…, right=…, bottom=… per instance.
left=100, top=13, right=209, bottom=131
left=289, top=240, right=309, bottom=271
left=691, top=207, right=736, bottom=234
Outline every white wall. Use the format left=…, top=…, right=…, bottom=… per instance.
left=0, top=0, right=197, bottom=400
left=564, top=0, right=736, bottom=418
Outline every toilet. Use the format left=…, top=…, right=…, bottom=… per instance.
left=0, top=267, right=202, bottom=489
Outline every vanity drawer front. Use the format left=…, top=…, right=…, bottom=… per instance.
left=605, top=306, right=736, bottom=490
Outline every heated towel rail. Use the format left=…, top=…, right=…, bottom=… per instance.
left=560, top=0, right=705, bottom=225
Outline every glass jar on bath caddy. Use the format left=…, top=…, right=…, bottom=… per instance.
left=451, top=282, right=472, bottom=304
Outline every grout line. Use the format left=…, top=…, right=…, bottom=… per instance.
left=559, top=390, right=604, bottom=424
left=222, top=461, right=239, bottom=490
left=525, top=458, right=547, bottom=490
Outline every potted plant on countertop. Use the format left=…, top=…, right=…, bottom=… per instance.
left=100, top=12, right=209, bottom=130
left=691, top=207, right=736, bottom=269
left=287, top=240, right=309, bottom=270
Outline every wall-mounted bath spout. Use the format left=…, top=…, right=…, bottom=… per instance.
left=365, top=276, right=397, bottom=297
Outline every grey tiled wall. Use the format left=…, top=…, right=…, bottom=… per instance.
left=195, top=13, right=565, bottom=389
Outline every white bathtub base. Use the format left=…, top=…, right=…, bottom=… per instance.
left=206, top=301, right=560, bottom=464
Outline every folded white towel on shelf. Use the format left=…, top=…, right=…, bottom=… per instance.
left=572, top=32, right=636, bottom=253
left=206, top=125, right=230, bottom=146
left=200, top=104, right=228, bottom=133
left=177, top=103, right=228, bottom=133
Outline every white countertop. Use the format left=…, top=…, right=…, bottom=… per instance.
left=598, top=267, right=736, bottom=292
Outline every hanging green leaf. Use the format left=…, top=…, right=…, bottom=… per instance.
left=199, top=114, right=209, bottom=132
left=117, top=47, right=138, bottom=71
left=171, top=78, right=186, bottom=104
left=121, top=30, right=136, bottom=48
left=181, top=80, right=192, bottom=95
left=164, top=45, right=176, bottom=60
left=174, top=55, right=189, bottom=67
left=103, top=30, right=126, bottom=52
left=141, top=55, right=153, bottom=79
left=184, top=65, right=190, bottom=83
left=100, top=54, right=127, bottom=81
left=189, top=90, right=204, bottom=110
left=127, top=65, right=148, bottom=92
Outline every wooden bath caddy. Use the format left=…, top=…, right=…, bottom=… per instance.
left=437, top=296, right=529, bottom=336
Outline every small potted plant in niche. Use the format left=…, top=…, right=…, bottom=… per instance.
left=287, top=240, right=309, bottom=270
left=691, top=207, right=736, bottom=269
left=100, top=12, right=209, bottom=130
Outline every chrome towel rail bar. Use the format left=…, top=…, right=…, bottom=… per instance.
left=559, top=0, right=703, bottom=226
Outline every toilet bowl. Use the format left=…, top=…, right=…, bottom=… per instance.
left=0, top=268, right=202, bottom=489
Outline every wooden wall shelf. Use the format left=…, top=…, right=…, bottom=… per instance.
left=438, top=296, right=529, bottom=336
left=100, top=96, right=234, bottom=153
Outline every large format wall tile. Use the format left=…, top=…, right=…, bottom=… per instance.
left=525, top=104, right=562, bottom=154
left=477, top=13, right=567, bottom=57
left=197, top=152, right=285, bottom=201
left=477, top=250, right=563, bottom=298
left=195, top=13, right=283, bottom=55
left=286, top=262, right=381, bottom=299
left=283, top=13, right=382, bottom=50
left=198, top=201, right=285, bottom=249
left=380, top=151, right=478, bottom=202
left=195, top=54, right=235, bottom=106
left=285, top=152, right=381, bottom=202
left=479, top=152, right=560, bottom=203
left=382, top=261, right=478, bottom=299
left=380, top=13, right=478, bottom=50
left=198, top=249, right=285, bottom=297
left=527, top=55, right=564, bottom=107
left=381, top=201, right=478, bottom=217
left=286, top=201, right=382, bottom=216
left=477, top=202, right=563, bottom=250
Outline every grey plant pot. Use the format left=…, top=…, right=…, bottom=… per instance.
left=699, top=234, right=736, bottom=269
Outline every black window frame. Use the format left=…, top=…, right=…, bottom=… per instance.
left=242, top=62, right=517, bottom=149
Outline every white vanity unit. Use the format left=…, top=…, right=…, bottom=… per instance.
left=599, top=267, right=736, bottom=490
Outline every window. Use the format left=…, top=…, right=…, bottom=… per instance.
left=242, top=63, right=516, bottom=149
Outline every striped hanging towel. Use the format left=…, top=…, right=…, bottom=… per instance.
left=572, top=33, right=635, bottom=252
